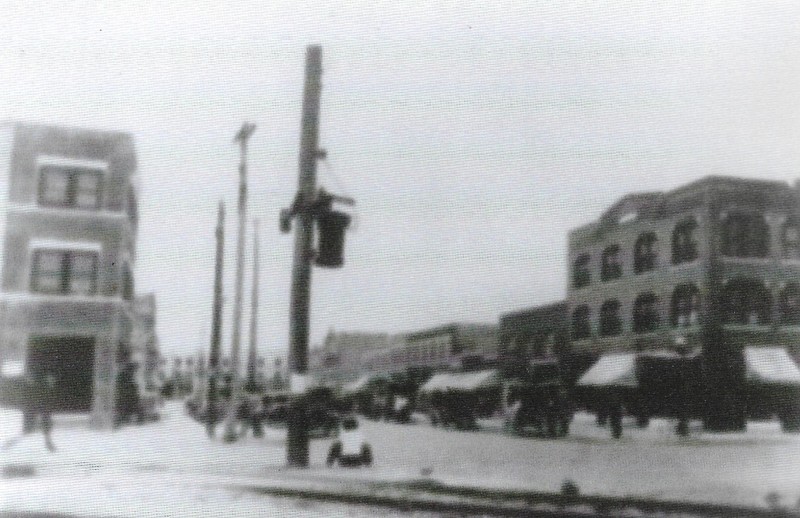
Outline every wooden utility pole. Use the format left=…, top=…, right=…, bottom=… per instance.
left=223, top=122, right=257, bottom=442
left=206, top=201, right=225, bottom=438
left=246, top=219, right=260, bottom=391
left=286, top=45, right=323, bottom=467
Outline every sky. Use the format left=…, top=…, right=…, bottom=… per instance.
left=1, top=1, right=799, bottom=360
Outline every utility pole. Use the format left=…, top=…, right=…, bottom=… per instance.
left=206, top=201, right=225, bottom=438
left=223, top=122, right=257, bottom=443
left=286, top=45, right=324, bottom=467
left=246, top=219, right=260, bottom=391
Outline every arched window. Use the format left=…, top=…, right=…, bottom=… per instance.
left=601, top=245, right=622, bottom=281
left=722, top=278, right=772, bottom=325
left=782, top=218, right=800, bottom=260
left=721, top=212, right=769, bottom=258
left=780, top=283, right=800, bottom=325
left=572, top=305, right=591, bottom=340
left=634, top=232, right=658, bottom=274
left=633, top=293, right=660, bottom=333
left=672, top=218, right=698, bottom=264
left=572, top=254, right=591, bottom=288
left=599, top=300, right=622, bottom=336
left=671, top=284, right=700, bottom=327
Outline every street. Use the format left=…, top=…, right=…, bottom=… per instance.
left=2, top=401, right=800, bottom=516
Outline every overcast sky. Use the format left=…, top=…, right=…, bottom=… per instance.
left=2, top=2, right=799, bottom=360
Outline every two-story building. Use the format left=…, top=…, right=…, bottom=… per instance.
left=0, top=122, right=139, bottom=428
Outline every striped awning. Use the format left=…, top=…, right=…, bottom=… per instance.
left=744, top=347, right=800, bottom=386
left=418, top=369, right=500, bottom=393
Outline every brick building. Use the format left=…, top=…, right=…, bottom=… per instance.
left=0, top=122, right=139, bottom=428
left=567, top=176, right=800, bottom=429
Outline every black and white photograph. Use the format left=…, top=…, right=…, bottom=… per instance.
left=1, top=2, right=799, bottom=516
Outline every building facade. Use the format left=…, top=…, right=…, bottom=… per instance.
left=498, top=302, right=569, bottom=378
left=309, top=324, right=499, bottom=387
left=567, top=176, right=800, bottom=429
left=0, top=122, right=139, bottom=428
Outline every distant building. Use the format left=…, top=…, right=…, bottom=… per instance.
left=309, top=324, right=499, bottom=386
left=0, top=122, right=139, bottom=428
left=403, top=323, right=498, bottom=371
left=498, top=302, right=569, bottom=377
left=131, top=293, right=160, bottom=392
left=310, top=331, right=393, bottom=385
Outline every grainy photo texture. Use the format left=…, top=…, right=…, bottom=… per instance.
left=1, top=3, right=799, bottom=517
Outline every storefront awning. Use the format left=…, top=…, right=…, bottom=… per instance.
left=745, top=347, right=800, bottom=386
left=576, top=353, right=638, bottom=388
left=418, top=369, right=500, bottom=393
left=340, top=374, right=387, bottom=394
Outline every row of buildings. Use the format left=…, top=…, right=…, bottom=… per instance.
left=311, top=176, right=800, bottom=431
left=0, top=122, right=161, bottom=428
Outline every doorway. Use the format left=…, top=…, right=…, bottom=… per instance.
left=27, top=336, right=95, bottom=412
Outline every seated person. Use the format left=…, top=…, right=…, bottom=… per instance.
left=327, top=416, right=372, bottom=467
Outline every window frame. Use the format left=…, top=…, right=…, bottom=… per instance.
left=572, top=254, right=591, bottom=288
left=782, top=218, right=800, bottom=260
left=571, top=305, right=591, bottom=340
left=600, top=244, right=622, bottom=282
left=671, top=284, right=701, bottom=327
left=722, top=278, right=772, bottom=325
left=780, top=283, right=800, bottom=325
left=30, top=248, right=99, bottom=296
left=671, top=218, right=698, bottom=265
left=632, top=292, right=660, bottom=334
left=37, top=165, right=104, bottom=210
left=633, top=232, right=658, bottom=274
left=721, top=212, right=769, bottom=259
left=599, top=300, right=622, bottom=337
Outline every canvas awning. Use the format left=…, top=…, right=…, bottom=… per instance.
left=576, top=353, right=638, bottom=388
left=418, top=369, right=500, bottom=393
left=340, top=374, right=387, bottom=394
left=744, top=347, right=800, bottom=386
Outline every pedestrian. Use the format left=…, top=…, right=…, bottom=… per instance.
left=2, top=371, right=57, bottom=452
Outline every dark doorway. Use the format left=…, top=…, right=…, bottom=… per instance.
left=27, top=336, right=95, bottom=412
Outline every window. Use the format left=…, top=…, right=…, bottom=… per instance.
left=601, top=245, right=622, bottom=281
left=633, top=293, right=660, bottom=333
left=599, top=300, right=622, bottom=336
left=634, top=232, right=658, bottom=274
left=671, top=284, right=700, bottom=327
left=122, top=264, right=134, bottom=301
left=672, top=218, right=698, bottom=264
left=721, top=213, right=769, bottom=258
left=722, top=278, right=772, bottom=325
left=572, top=254, right=591, bottom=288
left=782, top=218, right=800, bottom=260
left=571, top=305, right=591, bottom=340
left=780, top=283, right=800, bottom=325
left=31, top=249, right=98, bottom=296
left=38, top=165, right=102, bottom=210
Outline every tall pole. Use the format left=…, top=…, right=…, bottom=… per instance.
left=287, top=45, right=323, bottom=467
left=223, top=122, right=257, bottom=442
left=246, top=219, right=260, bottom=391
left=206, top=201, right=225, bottom=438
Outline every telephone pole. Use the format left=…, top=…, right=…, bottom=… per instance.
left=286, top=45, right=323, bottom=467
left=223, top=122, right=257, bottom=443
left=206, top=201, right=225, bottom=438
left=246, top=219, right=260, bottom=391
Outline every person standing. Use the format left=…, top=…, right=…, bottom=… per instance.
left=2, top=371, right=57, bottom=452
